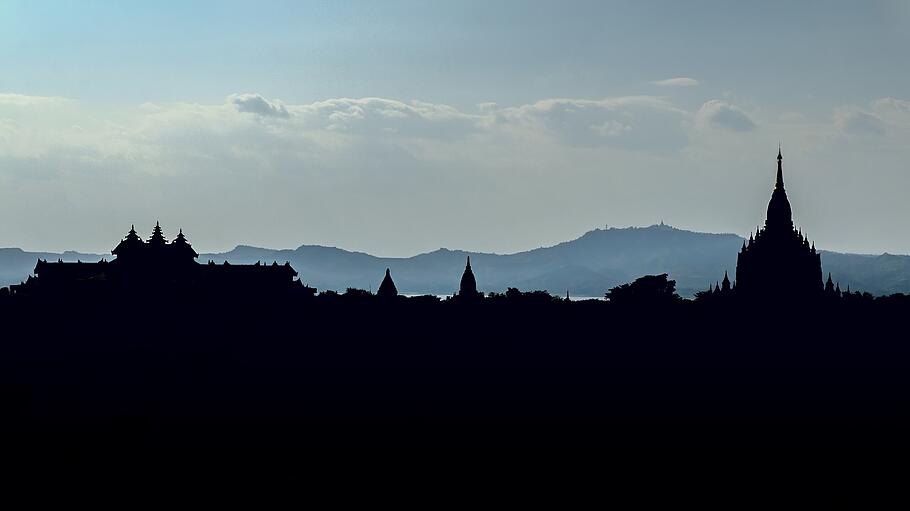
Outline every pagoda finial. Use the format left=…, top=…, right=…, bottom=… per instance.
left=466, top=256, right=471, bottom=269
left=776, top=146, right=784, bottom=190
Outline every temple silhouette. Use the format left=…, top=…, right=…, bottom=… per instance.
left=9, top=223, right=311, bottom=297
left=6, top=150, right=910, bottom=453
left=456, top=256, right=482, bottom=301
left=377, top=268, right=398, bottom=299
left=706, top=149, right=826, bottom=300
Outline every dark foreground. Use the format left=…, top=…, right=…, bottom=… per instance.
left=3, top=293, right=910, bottom=451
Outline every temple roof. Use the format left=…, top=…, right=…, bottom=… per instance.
left=377, top=268, right=398, bottom=298
left=459, top=256, right=477, bottom=296
left=766, top=149, right=793, bottom=231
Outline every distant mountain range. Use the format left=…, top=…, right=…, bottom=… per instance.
left=3, top=224, right=910, bottom=297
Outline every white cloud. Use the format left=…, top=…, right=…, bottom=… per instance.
left=870, top=97, right=910, bottom=126
left=3, top=91, right=910, bottom=256
left=0, top=93, right=70, bottom=107
left=493, top=96, right=690, bottom=153
left=292, top=97, right=480, bottom=139
left=229, top=93, right=290, bottom=118
left=695, top=100, right=756, bottom=132
left=652, top=77, right=700, bottom=87
left=834, top=109, right=886, bottom=136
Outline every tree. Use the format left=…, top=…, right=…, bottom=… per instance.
left=606, top=274, right=680, bottom=305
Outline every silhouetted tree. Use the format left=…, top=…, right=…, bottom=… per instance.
left=343, top=287, right=373, bottom=300
left=606, top=274, right=680, bottom=305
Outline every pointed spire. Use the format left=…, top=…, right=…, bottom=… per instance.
left=171, top=227, right=198, bottom=258
left=459, top=256, right=478, bottom=299
left=113, top=223, right=143, bottom=256
left=776, top=146, right=784, bottom=190
left=126, top=224, right=140, bottom=241
left=377, top=267, right=398, bottom=298
left=149, top=221, right=167, bottom=246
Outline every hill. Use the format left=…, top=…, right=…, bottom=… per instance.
left=3, top=225, right=909, bottom=297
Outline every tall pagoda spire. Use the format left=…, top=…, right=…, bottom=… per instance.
left=459, top=256, right=477, bottom=298
left=766, top=147, right=793, bottom=230
left=776, top=144, right=784, bottom=190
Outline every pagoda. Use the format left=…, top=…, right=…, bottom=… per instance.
left=734, top=149, right=824, bottom=299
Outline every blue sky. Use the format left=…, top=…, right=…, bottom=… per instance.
left=1, top=1, right=909, bottom=255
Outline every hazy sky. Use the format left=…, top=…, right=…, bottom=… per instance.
left=1, top=0, right=910, bottom=255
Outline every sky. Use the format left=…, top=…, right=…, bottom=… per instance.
left=1, top=0, right=909, bottom=256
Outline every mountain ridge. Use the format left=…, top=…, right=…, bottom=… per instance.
left=3, top=224, right=909, bottom=297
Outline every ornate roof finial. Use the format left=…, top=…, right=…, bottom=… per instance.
left=776, top=145, right=784, bottom=190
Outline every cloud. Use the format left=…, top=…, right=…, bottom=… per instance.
left=5, top=90, right=910, bottom=257
left=834, top=109, right=886, bottom=136
left=493, top=96, right=690, bottom=153
left=229, top=93, right=290, bottom=118
left=872, top=97, right=910, bottom=115
left=652, top=77, right=700, bottom=87
left=869, top=97, right=910, bottom=127
left=0, top=93, right=70, bottom=107
left=695, top=100, right=756, bottom=132
left=292, top=97, right=480, bottom=139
